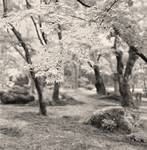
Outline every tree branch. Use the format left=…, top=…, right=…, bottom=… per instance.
left=77, top=0, right=91, bottom=8
left=13, top=46, right=26, bottom=61
left=113, top=27, right=147, bottom=63
left=25, top=0, right=31, bottom=9
left=130, top=46, right=147, bottom=63
left=38, top=16, right=48, bottom=44
left=7, top=29, right=26, bottom=61
left=105, top=0, right=119, bottom=13
left=87, top=61, right=93, bottom=68
left=57, top=24, right=62, bottom=40
left=9, top=23, right=32, bottom=64
left=70, top=15, right=87, bottom=21
left=97, top=54, right=101, bottom=62
left=30, top=16, right=45, bottom=45
left=99, top=0, right=119, bottom=25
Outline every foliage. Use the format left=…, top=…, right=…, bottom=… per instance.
left=0, top=0, right=146, bottom=85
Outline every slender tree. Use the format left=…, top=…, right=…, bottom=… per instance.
left=2, top=0, right=47, bottom=115
left=52, top=24, right=62, bottom=102
left=51, top=0, right=63, bottom=102
left=9, top=24, right=47, bottom=115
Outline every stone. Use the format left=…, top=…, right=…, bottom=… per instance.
left=1, top=92, right=34, bottom=104
left=9, top=85, right=29, bottom=95
left=84, top=106, right=135, bottom=134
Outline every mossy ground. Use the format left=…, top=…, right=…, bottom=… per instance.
left=0, top=88, right=147, bottom=150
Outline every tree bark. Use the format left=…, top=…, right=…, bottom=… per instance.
left=93, top=65, right=106, bottom=95
left=2, top=0, right=8, bottom=17
left=121, top=47, right=138, bottom=107
left=10, top=24, right=47, bottom=115
left=143, top=78, right=147, bottom=97
left=25, top=0, right=31, bottom=9
left=113, top=73, right=119, bottom=95
left=30, top=71, right=47, bottom=115
left=52, top=23, right=62, bottom=102
left=116, top=48, right=138, bottom=108
left=52, top=81, right=60, bottom=102
left=28, top=74, right=35, bottom=94
left=73, top=62, right=79, bottom=89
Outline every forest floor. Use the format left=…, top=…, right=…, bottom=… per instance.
left=0, top=88, right=147, bottom=150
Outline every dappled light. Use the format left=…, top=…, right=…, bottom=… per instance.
left=0, top=0, right=147, bottom=150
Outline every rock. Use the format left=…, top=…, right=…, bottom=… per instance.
left=101, top=119, right=117, bottom=132
left=14, top=76, right=29, bottom=86
left=9, top=85, right=29, bottom=95
left=9, top=73, right=29, bottom=86
left=61, top=93, right=75, bottom=101
left=86, top=84, right=94, bottom=90
left=1, top=92, right=34, bottom=104
left=84, top=106, right=124, bottom=124
left=0, top=91, right=5, bottom=97
left=84, top=106, right=135, bottom=134
left=78, top=77, right=89, bottom=88
left=8, top=72, right=30, bottom=95
left=119, top=116, right=133, bottom=134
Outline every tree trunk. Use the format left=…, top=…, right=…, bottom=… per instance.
left=10, top=24, right=47, bottom=115
left=122, top=48, right=138, bottom=107
left=2, top=0, right=8, bottom=17
left=116, top=48, right=138, bottom=108
left=30, top=77, right=35, bottom=94
left=52, top=81, right=60, bottom=102
left=52, top=18, right=62, bottom=102
left=143, top=77, right=147, bottom=97
left=113, top=73, right=119, bottom=95
left=73, top=62, right=79, bottom=89
left=93, top=65, right=106, bottom=95
left=31, top=72, right=47, bottom=115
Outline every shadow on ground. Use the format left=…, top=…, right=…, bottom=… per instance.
left=0, top=88, right=147, bottom=150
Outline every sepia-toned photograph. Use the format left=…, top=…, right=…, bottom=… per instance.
left=0, top=0, right=147, bottom=149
